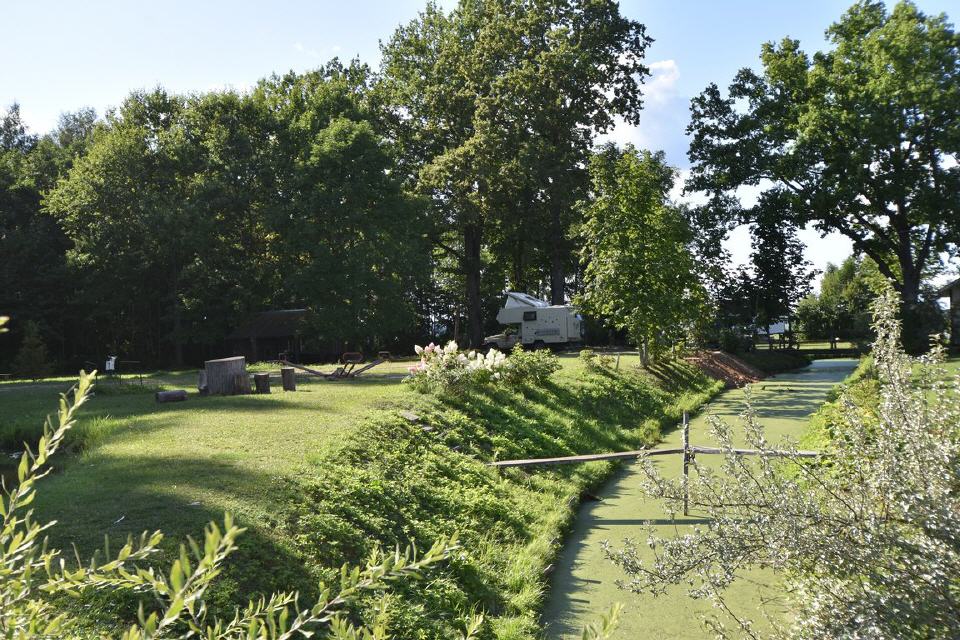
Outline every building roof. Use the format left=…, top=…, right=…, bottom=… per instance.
left=937, top=278, right=960, bottom=298
left=227, top=309, right=308, bottom=340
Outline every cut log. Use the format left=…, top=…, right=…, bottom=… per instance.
left=254, top=372, right=271, bottom=394
left=281, top=367, right=296, bottom=391
left=234, top=373, right=251, bottom=395
left=156, top=390, right=188, bottom=403
left=204, top=356, right=247, bottom=395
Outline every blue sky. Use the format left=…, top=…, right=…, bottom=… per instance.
left=3, top=0, right=956, bottom=285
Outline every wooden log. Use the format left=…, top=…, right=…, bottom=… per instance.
left=281, top=367, right=296, bottom=391
left=155, top=389, right=187, bottom=403
left=254, top=372, right=271, bottom=394
left=489, top=445, right=822, bottom=468
left=204, top=356, right=247, bottom=395
left=234, top=373, right=251, bottom=395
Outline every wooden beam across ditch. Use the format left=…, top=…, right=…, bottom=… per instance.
left=488, top=446, right=821, bottom=468
left=493, top=413, right=820, bottom=467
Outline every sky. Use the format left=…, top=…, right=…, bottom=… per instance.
left=2, top=0, right=957, bottom=289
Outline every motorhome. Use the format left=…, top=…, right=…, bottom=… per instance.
left=483, top=292, right=584, bottom=350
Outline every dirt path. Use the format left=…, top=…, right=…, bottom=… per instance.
left=542, top=359, right=859, bottom=639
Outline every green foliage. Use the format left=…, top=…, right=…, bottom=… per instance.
left=578, top=349, right=613, bottom=373
left=686, top=0, right=960, bottom=325
left=796, top=256, right=880, bottom=342
left=0, top=369, right=472, bottom=640
left=577, top=145, right=707, bottom=364
left=607, top=286, right=960, bottom=637
left=380, top=0, right=652, bottom=342
left=12, top=320, right=53, bottom=380
left=277, top=361, right=719, bottom=638
left=499, top=344, right=561, bottom=387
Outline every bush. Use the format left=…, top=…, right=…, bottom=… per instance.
left=500, top=344, right=561, bottom=386
left=406, top=342, right=562, bottom=394
left=405, top=341, right=508, bottom=394
left=579, top=349, right=613, bottom=372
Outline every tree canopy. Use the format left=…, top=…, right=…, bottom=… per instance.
left=578, top=145, right=706, bottom=364
left=686, top=0, right=959, bottom=313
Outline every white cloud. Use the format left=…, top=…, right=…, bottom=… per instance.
left=645, top=59, right=679, bottom=104
left=294, top=42, right=321, bottom=58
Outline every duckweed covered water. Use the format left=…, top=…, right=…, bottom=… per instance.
left=543, top=359, right=859, bottom=639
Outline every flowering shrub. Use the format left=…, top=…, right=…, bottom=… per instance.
left=406, top=341, right=507, bottom=393
left=406, top=342, right=560, bottom=393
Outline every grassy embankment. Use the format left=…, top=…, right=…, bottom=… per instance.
left=1, top=352, right=721, bottom=638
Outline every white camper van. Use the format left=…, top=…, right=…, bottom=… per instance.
left=483, top=292, right=584, bottom=350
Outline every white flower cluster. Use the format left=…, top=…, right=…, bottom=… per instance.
left=407, top=341, right=507, bottom=392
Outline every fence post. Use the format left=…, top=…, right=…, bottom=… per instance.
left=682, top=411, right=690, bottom=516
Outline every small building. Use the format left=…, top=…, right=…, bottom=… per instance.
left=227, top=309, right=308, bottom=362
left=938, top=278, right=960, bottom=351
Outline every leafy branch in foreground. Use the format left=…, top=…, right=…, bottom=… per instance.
left=603, top=285, right=960, bottom=638
left=0, top=337, right=475, bottom=639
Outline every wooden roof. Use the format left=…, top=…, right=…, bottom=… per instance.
left=227, top=309, right=308, bottom=340
left=937, top=278, right=960, bottom=297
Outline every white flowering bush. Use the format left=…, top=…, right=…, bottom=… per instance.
left=406, top=341, right=507, bottom=393
left=406, top=341, right=562, bottom=394
left=603, top=286, right=960, bottom=639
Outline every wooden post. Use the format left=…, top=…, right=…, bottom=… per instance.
left=615, top=354, right=621, bottom=371
left=253, top=372, right=271, bottom=394
left=281, top=367, right=296, bottom=391
left=233, top=373, right=251, bottom=395
left=682, top=411, right=690, bottom=516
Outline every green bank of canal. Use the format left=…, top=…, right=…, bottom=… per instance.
left=543, top=359, right=859, bottom=639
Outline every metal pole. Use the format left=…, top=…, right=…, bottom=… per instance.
left=682, top=411, right=690, bottom=516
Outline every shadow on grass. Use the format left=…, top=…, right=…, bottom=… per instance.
left=34, top=453, right=316, bottom=630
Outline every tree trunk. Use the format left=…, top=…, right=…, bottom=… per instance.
left=464, top=223, right=484, bottom=347
left=549, top=197, right=566, bottom=305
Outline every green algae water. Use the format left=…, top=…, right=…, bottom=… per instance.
left=543, top=359, right=859, bottom=639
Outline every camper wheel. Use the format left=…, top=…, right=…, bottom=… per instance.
left=532, top=340, right=546, bottom=351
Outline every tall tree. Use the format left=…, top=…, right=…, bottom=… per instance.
left=747, top=214, right=816, bottom=327
left=380, top=0, right=651, bottom=345
left=686, top=1, right=959, bottom=323
left=577, top=145, right=706, bottom=365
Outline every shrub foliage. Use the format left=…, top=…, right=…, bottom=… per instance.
left=604, top=287, right=960, bottom=638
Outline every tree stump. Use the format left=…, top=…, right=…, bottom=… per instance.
left=204, top=356, right=248, bottom=395
left=234, top=373, right=251, bottom=395
left=254, top=372, right=271, bottom=394
left=156, top=390, right=188, bottom=403
left=281, top=367, right=296, bottom=391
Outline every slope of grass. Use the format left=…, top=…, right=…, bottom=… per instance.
left=7, top=354, right=722, bottom=638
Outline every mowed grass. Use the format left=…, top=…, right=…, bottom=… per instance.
left=1, top=351, right=723, bottom=636
left=1, top=369, right=408, bottom=548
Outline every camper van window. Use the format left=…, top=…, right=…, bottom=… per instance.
left=523, top=311, right=537, bottom=321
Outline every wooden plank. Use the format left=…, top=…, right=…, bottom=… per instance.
left=688, top=445, right=821, bottom=458
left=489, top=445, right=822, bottom=468
left=490, top=447, right=685, bottom=468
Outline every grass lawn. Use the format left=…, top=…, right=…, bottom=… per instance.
left=3, top=350, right=722, bottom=637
